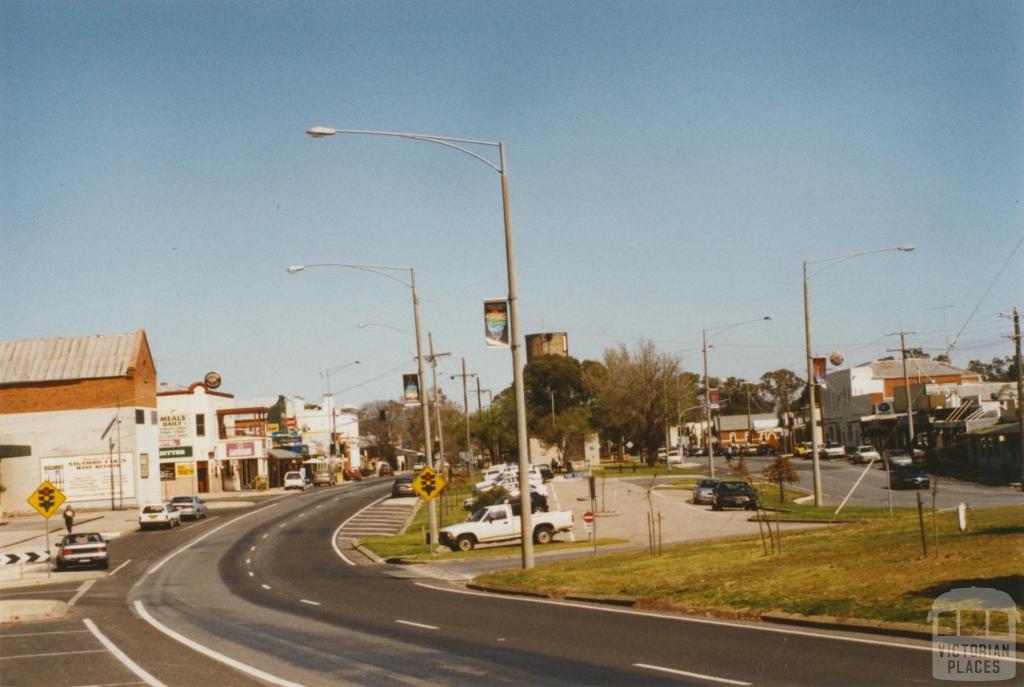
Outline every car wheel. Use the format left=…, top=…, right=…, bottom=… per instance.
left=100, top=560, right=109, bottom=570
left=455, top=534, right=476, bottom=552
left=712, top=503, right=722, bottom=511
left=55, top=560, right=65, bottom=572
left=533, top=525, right=554, bottom=545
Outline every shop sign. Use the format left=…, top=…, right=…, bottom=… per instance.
left=176, top=463, right=195, bottom=477
left=40, top=453, right=135, bottom=501
left=160, top=414, right=189, bottom=441
left=160, top=463, right=176, bottom=481
left=227, top=441, right=256, bottom=458
left=160, top=446, right=193, bottom=458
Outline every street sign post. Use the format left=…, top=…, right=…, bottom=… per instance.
left=27, top=481, right=66, bottom=580
left=583, top=510, right=597, bottom=556
left=411, top=465, right=446, bottom=503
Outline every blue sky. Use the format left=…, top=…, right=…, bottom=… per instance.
left=3, top=1, right=1022, bottom=409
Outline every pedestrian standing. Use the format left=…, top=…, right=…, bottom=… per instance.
left=63, top=505, right=75, bottom=533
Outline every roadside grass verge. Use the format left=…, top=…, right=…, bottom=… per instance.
left=477, top=504, right=1024, bottom=636
left=593, top=463, right=702, bottom=480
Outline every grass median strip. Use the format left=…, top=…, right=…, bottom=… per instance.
left=478, top=504, right=1023, bottom=637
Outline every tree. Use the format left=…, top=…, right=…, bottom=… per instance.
left=590, top=340, right=697, bottom=464
left=967, top=356, right=1018, bottom=382
left=469, top=389, right=518, bottom=462
left=763, top=454, right=800, bottom=502
left=710, top=376, right=772, bottom=415
left=759, top=369, right=804, bottom=414
left=727, top=455, right=751, bottom=480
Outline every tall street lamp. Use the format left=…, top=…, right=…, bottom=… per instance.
left=305, top=125, right=535, bottom=568
left=803, top=245, right=915, bottom=506
left=288, top=262, right=438, bottom=546
left=701, top=316, right=772, bottom=478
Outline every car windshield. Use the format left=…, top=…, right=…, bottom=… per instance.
left=285, top=472, right=301, bottom=479
left=698, top=479, right=718, bottom=488
left=65, top=533, right=102, bottom=544
left=142, top=505, right=164, bottom=513
left=889, top=450, right=909, bottom=457
left=469, top=509, right=489, bottom=522
left=719, top=482, right=748, bottom=492
left=859, top=446, right=874, bottom=451
left=171, top=497, right=193, bottom=503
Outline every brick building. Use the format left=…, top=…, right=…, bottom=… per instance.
left=0, top=330, right=162, bottom=515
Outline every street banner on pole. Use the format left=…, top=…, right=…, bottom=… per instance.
left=483, top=299, right=510, bottom=348
left=813, top=356, right=828, bottom=386
left=708, top=389, right=720, bottom=410
left=402, top=373, right=421, bottom=406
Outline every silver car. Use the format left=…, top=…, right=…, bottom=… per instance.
left=170, top=495, right=208, bottom=520
left=692, top=478, right=720, bottom=505
left=54, top=532, right=109, bottom=571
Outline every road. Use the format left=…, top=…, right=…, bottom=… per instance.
left=1, top=477, right=1001, bottom=686
left=684, top=455, right=1023, bottom=510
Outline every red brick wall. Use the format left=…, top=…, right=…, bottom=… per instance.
left=0, top=337, right=157, bottom=413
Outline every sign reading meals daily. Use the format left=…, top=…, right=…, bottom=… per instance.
left=160, top=413, right=190, bottom=442
left=40, top=453, right=135, bottom=501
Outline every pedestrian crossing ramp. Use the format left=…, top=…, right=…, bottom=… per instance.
left=336, top=497, right=419, bottom=539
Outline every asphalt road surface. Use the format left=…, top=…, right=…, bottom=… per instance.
left=3, top=478, right=1007, bottom=686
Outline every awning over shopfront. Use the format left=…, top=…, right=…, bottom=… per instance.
left=268, top=448, right=302, bottom=459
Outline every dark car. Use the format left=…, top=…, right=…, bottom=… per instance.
left=711, top=481, right=759, bottom=511
left=756, top=443, right=776, bottom=456
left=885, top=449, right=914, bottom=469
left=892, top=467, right=930, bottom=490
left=497, top=490, right=549, bottom=513
left=54, top=532, right=109, bottom=571
left=391, top=476, right=415, bottom=497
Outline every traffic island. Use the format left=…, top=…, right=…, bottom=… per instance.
left=0, top=599, right=68, bottom=624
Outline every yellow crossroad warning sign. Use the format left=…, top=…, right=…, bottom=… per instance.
left=411, top=465, right=446, bottom=503
left=28, top=480, right=66, bottom=519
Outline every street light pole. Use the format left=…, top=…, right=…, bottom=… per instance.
left=802, top=244, right=915, bottom=507
left=305, top=126, right=535, bottom=568
left=287, top=262, right=437, bottom=546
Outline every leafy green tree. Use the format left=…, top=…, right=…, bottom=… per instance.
left=967, top=356, right=1018, bottom=382
left=759, top=368, right=804, bottom=413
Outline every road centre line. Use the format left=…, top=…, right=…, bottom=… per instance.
left=395, top=619, right=439, bottom=630
left=278, top=522, right=288, bottom=528
left=108, top=559, right=132, bottom=576
left=414, top=583, right=1024, bottom=662
left=634, top=663, right=752, bottom=686
left=68, top=579, right=97, bottom=606
left=84, top=618, right=167, bottom=687
left=249, top=545, right=256, bottom=552
left=246, top=558, right=251, bottom=564
left=300, top=599, right=321, bottom=606
left=248, top=572, right=254, bottom=577
left=1, top=649, right=108, bottom=660
left=147, top=501, right=281, bottom=575
left=331, top=494, right=390, bottom=566
left=133, top=601, right=302, bottom=687
left=262, top=584, right=271, bottom=590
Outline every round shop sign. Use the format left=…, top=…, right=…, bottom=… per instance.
left=204, top=371, right=222, bottom=389
left=829, top=351, right=844, bottom=366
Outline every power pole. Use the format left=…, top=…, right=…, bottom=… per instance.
left=426, top=333, right=451, bottom=473
left=1004, top=307, right=1023, bottom=484
left=746, top=383, right=754, bottom=447
left=702, top=329, right=715, bottom=478
left=450, top=359, right=477, bottom=479
left=475, top=376, right=483, bottom=412
left=887, top=329, right=919, bottom=449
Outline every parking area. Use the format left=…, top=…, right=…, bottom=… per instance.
left=0, top=617, right=148, bottom=687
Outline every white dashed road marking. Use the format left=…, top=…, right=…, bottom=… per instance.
left=395, top=619, right=439, bottom=630
left=634, top=663, right=752, bottom=686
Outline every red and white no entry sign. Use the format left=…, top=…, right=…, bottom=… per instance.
left=583, top=511, right=594, bottom=524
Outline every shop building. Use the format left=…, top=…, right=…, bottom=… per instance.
left=0, top=330, right=161, bottom=515
left=156, top=381, right=236, bottom=498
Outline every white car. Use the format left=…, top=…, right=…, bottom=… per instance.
left=851, top=445, right=881, bottom=464
left=822, top=443, right=846, bottom=459
left=283, top=471, right=306, bottom=490
left=139, top=502, right=181, bottom=530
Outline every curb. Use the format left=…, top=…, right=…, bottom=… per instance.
left=0, top=599, right=69, bottom=624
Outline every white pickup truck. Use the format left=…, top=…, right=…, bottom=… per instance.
left=439, top=503, right=575, bottom=552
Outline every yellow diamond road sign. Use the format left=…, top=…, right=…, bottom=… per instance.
left=411, top=465, right=446, bottom=503
left=28, top=480, right=66, bottom=519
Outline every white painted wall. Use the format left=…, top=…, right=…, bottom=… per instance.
left=0, top=406, right=160, bottom=516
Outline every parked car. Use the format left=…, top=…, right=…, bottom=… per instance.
left=886, top=449, right=914, bottom=469
left=756, top=443, right=776, bottom=456
left=312, top=471, right=334, bottom=486
left=283, top=471, right=306, bottom=490
left=413, top=461, right=427, bottom=472
left=54, top=532, right=109, bottom=571
left=343, top=467, right=363, bottom=481
left=391, top=476, right=415, bottom=497
left=536, top=464, right=554, bottom=481
left=711, top=481, right=759, bottom=511
left=794, top=442, right=813, bottom=457
left=497, top=490, right=549, bottom=513
left=850, top=445, right=881, bottom=464
left=439, top=503, right=574, bottom=551
left=169, top=495, right=208, bottom=520
left=139, top=502, right=181, bottom=530
left=822, top=442, right=846, bottom=459
left=692, top=478, right=721, bottom=505
left=891, top=466, right=930, bottom=490
left=378, top=464, right=394, bottom=477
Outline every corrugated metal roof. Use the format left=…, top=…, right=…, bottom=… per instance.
left=867, top=359, right=975, bottom=379
left=0, top=331, right=144, bottom=385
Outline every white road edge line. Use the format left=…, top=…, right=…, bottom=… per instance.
left=146, top=501, right=281, bottom=576
left=248, top=572, right=254, bottom=577
left=395, top=619, right=439, bottom=630
left=300, top=599, right=321, bottom=606
left=413, top=583, right=1024, bottom=663
left=84, top=618, right=167, bottom=687
left=107, top=559, right=132, bottom=576
left=68, top=579, right=96, bottom=606
left=261, top=584, right=271, bottom=590
left=133, top=601, right=302, bottom=687
left=331, top=494, right=390, bottom=566
left=634, top=663, right=752, bottom=686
